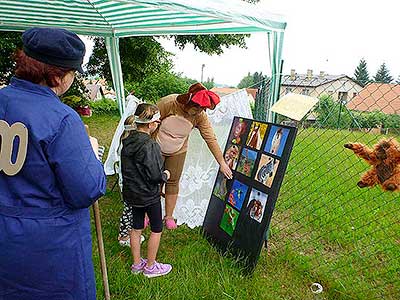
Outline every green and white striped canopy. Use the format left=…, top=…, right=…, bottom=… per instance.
left=0, top=0, right=286, bottom=37
left=0, top=0, right=286, bottom=119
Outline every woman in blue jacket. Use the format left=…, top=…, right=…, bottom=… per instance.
left=0, top=28, right=106, bottom=300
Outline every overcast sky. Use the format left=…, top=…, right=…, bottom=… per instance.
left=83, top=0, right=400, bottom=87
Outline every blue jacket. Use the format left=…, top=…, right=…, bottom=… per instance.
left=0, top=78, right=106, bottom=300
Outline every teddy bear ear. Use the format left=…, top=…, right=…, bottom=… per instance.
left=188, top=82, right=207, bottom=94
left=176, top=93, right=190, bottom=105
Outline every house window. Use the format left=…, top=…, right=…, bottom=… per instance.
left=285, top=87, right=293, bottom=94
left=302, top=88, right=310, bottom=96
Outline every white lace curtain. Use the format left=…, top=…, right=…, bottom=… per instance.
left=104, top=90, right=253, bottom=228
left=175, top=89, right=253, bottom=228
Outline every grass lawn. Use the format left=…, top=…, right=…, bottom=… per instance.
left=84, top=114, right=399, bottom=300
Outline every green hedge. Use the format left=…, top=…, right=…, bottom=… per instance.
left=315, top=94, right=400, bottom=129
left=90, top=98, right=119, bottom=115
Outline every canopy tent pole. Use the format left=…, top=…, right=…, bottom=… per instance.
left=267, top=31, right=285, bottom=122
left=105, top=36, right=125, bottom=116
left=264, top=31, right=285, bottom=246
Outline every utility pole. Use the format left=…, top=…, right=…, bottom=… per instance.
left=201, top=64, right=205, bottom=82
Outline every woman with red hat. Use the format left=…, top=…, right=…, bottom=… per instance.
left=155, top=83, right=233, bottom=229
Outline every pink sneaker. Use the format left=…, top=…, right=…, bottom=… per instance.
left=164, top=218, right=177, bottom=230
left=143, top=261, right=172, bottom=278
left=131, top=258, right=147, bottom=274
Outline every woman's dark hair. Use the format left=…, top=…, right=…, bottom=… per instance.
left=14, top=50, right=73, bottom=87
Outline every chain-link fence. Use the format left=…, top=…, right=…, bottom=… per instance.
left=259, top=70, right=399, bottom=299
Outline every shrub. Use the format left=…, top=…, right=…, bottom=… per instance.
left=314, top=94, right=400, bottom=130
left=90, top=98, right=119, bottom=115
left=62, top=95, right=89, bottom=110
left=61, top=74, right=90, bottom=110
left=125, top=72, right=195, bottom=103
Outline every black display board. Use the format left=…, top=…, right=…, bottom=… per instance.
left=202, top=117, right=297, bottom=271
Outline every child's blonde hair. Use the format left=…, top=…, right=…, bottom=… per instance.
left=134, top=103, right=159, bottom=127
left=121, top=115, right=136, bottom=141
left=121, top=103, right=159, bottom=141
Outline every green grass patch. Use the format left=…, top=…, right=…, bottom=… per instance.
left=84, top=114, right=399, bottom=300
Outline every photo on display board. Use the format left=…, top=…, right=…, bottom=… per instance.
left=264, top=126, right=290, bottom=157
left=255, top=154, right=280, bottom=187
left=224, top=144, right=241, bottom=170
left=220, top=204, right=240, bottom=236
left=236, top=148, right=258, bottom=177
left=213, top=172, right=228, bottom=201
left=227, top=180, right=249, bottom=211
left=246, top=121, right=268, bottom=150
left=228, top=118, right=249, bottom=145
left=247, top=188, right=268, bottom=223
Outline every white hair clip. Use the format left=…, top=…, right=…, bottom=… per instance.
left=135, top=112, right=161, bottom=124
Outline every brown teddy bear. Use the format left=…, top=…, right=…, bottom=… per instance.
left=344, top=138, right=400, bottom=191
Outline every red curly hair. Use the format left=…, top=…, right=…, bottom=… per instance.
left=14, top=50, right=73, bottom=87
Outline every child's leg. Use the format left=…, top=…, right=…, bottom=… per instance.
left=130, top=206, right=146, bottom=265
left=130, top=229, right=143, bottom=265
left=143, top=201, right=172, bottom=278
left=145, top=201, right=163, bottom=267
left=147, top=232, right=161, bottom=267
left=118, top=203, right=132, bottom=241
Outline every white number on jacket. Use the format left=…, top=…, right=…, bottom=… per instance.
left=0, top=120, right=28, bottom=176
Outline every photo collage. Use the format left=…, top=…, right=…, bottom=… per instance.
left=212, top=117, right=291, bottom=237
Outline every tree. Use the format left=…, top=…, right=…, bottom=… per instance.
left=126, top=71, right=195, bottom=103
left=252, top=72, right=268, bottom=88
left=373, top=63, right=393, bottom=83
left=2, top=0, right=261, bottom=91
left=87, top=37, right=173, bottom=85
left=0, top=32, right=23, bottom=85
left=87, top=0, right=261, bottom=85
left=237, top=72, right=254, bottom=88
left=396, top=75, right=400, bottom=84
left=203, top=77, right=215, bottom=90
left=353, top=58, right=369, bottom=86
left=237, top=71, right=268, bottom=89
left=171, top=0, right=260, bottom=54
left=173, top=35, right=248, bottom=55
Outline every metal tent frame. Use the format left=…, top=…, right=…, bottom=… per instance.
left=0, top=0, right=286, bottom=119
left=0, top=1, right=286, bottom=298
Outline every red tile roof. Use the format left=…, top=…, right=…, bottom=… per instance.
left=347, top=83, right=400, bottom=115
left=210, top=87, right=258, bottom=99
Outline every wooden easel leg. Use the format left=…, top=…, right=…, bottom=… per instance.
left=93, top=201, right=110, bottom=300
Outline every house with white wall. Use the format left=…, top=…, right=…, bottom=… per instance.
left=280, top=69, right=363, bottom=102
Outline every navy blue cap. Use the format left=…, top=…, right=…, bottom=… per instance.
left=22, top=27, right=86, bottom=74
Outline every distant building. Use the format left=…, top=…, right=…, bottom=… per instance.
left=211, top=87, right=258, bottom=103
left=347, top=83, right=400, bottom=115
left=280, top=69, right=363, bottom=102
